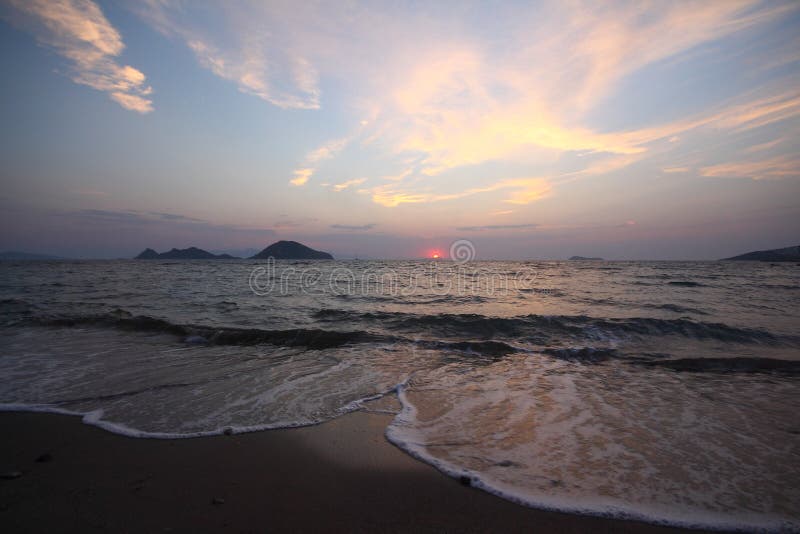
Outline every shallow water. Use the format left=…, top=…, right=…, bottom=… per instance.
left=0, top=259, right=798, bottom=530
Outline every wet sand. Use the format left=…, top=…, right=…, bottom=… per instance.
left=0, top=411, right=702, bottom=533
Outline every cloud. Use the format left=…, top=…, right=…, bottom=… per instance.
left=124, top=0, right=800, bottom=220
left=700, top=156, right=799, bottom=180
left=332, top=178, right=366, bottom=192
left=273, top=217, right=316, bottom=229
left=128, top=1, right=797, bottom=198
left=149, top=212, right=204, bottom=222
left=137, top=0, right=319, bottom=109
left=618, top=91, right=800, bottom=148
left=5, top=0, right=153, bottom=113
left=61, top=208, right=276, bottom=238
left=289, top=168, right=313, bottom=186
left=360, top=1, right=795, bottom=179
left=109, top=92, right=153, bottom=114
left=330, top=223, right=376, bottom=231
left=370, top=177, right=551, bottom=207
left=71, top=209, right=210, bottom=225
left=456, top=223, right=538, bottom=231
left=185, top=38, right=319, bottom=110
left=289, top=137, right=351, bottom=186
left=307, top=137, right=350, bottom=164
left=745, top=138, right=785, bottom=153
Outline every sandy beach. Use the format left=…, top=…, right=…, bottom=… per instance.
left=0, top=411, right=698, bottom=533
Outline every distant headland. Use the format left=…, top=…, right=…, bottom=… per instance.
left=721, top=245, right=800, bottom=262
left=569, top=256, right=604, bottom=261
left=135, top=247, right=237, bottom=260
left=135, top=241, right=334, bottom=260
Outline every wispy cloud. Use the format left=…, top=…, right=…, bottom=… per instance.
left=370, top=177, right=551, bottom=207
left=289, top=137, right=351, bottom=186
left=330, top=223, right=376, bottom=231
left=137, top=0, right=319, bottom=110
left=456, top=223, right=538, bottom=232
left=332, top=178, right=366, bottom=192
left=700, top=155, right=799, bottom=180
left=273, top=217, right=315, bottom=229
left=745, top=138, right=785, bottom=153
left=148, top=212, right=204, bottom=222
left=5, top=0, right=153, bottom=113
left=63, top=208, right=276, bottom=236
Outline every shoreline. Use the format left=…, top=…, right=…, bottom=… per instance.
left=0, top=410, right=705, bottom=533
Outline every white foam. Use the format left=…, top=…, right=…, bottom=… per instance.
left=384, top=381, right=800, bottom=533
left=0, top=382, right=405, bottom=440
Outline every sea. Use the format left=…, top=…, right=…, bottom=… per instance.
left=0, top=258, right=798, bottom=531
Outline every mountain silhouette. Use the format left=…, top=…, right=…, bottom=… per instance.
left=250, top=240, right=333, bottom=260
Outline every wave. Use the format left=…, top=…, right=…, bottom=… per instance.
left=312, top=309, right=793, bottom=346
left=633, top=357, right=800, bottom=375
left=542, top=347, right=618, bottom=363
left=642, top=303, right=709, bottom=315
left=667, top=280, right=706, bottom=287
left=421, top=339, right=520, bottom=358
left=15, top=309, right=526, bottom=358
left=29, top=310, right=380, bottom=350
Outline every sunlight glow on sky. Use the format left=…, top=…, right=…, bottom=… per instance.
left=1, top=0, right=799, bottom=259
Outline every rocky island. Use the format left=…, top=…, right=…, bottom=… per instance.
left=135, top=247, right=238, bottom=260
left=250, top=240, right=334, bottom=260
left=134, top=241, right=334, bottom=260
left=721, top=245, right=800, bottom=262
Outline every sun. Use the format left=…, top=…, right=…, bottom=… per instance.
left=432, top=253, right=440, bottom=259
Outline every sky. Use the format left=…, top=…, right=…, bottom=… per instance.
left=0, top=0, right=798, bottom=260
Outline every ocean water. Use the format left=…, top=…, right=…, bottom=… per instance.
left=0, top=259, right=798, bottom=530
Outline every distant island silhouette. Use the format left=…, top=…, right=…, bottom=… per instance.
left=250, top=240, right=333, bottom=260
left=569, top=256, right=604, bottom=261
left=135, top=247, right=238, bottom=260
left=134, top=241, right=334, bottom=260
left=721, top=245, right=800, bottom=262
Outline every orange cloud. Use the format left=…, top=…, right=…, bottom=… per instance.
left=332, top=178, right=366, bottom=192
left=700, top=156, right=799, bottom=180
left=370, top=177, right=551, bottom=207
left=289, top=168, right=313, bottom=186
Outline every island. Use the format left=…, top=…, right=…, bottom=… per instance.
left=250, top=240, right=334, bottom=260
left=134, top=247, right=238, bottom=260
left=569, top=256, right=604, bottom=261
left=721, top=245, right=800, bottom=262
